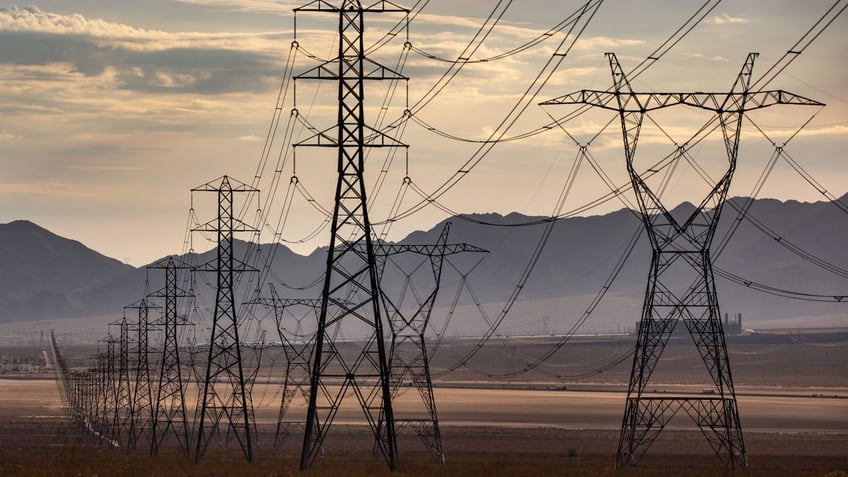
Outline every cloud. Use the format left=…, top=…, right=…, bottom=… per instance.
left=0, top=6, right=167, bottom=38
left=574, top=36, right=644, bottom=51
left=687, top=53, right=729, bottom=62
left=0, top=129, right=20, bottom=141
left=0, top=181, right=100, bottom=198
left=0, top=6, right=287, bottom=94
left=708, top=13, right=749, bottom=25
left=174, top=0, right=298, bottom=13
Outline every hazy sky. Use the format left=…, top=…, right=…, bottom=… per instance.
left=1, top=1, right=846, bottom=266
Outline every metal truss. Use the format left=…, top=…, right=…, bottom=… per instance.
left=371, top=222, right=487, bottom=463
left=293, top=0, right=409, bottom=471
left=248, top=286, right=323, bottom=452
left=148, top=257, right=193, bottom=456
left=124, top=299, right=160, bottom=452
left=544, top=52, right=823, bottom=470
left=192, top=175, right=259, bottom=462
left=110, top=316, right=133, bottom=448
left=96, top=335, right=118, bottom=445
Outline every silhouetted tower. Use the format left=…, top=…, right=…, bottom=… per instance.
left=97, top=335, right=118, bottom=445
left=90, top=356, right=108, bottom=439
left=293, top=0, right=409, bottom=470
left=148, top=257, right=193, bottom=456
left=65, top=371, right=85, bottom=434
left=248, top=284, right=322, bottom=452
left=111, top=316, right=133, bottom=447
left=192, top=175, right=259, bottom=462
left=372, top=222, right=487, bottom=462
left=542, top=52, right=823, bottom=470
left=125, top=298, right=158, bottom=452
left=79, top=368, right=96, bottom=436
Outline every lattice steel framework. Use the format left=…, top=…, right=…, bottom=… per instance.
left=543, top=52, right=823, bottom=470
left=148, top=257, right=193, bottom=456
left=372, top=222, right=487, bottom=463
left=97, top=334, right=118, bottom=445
left=125, top=299, right=158, bottom=452
left=249, top=286, right=322, bottom=452
left=293, top=0, right=409, bottom=471
left=105, top=317, right=133, bottom=448
left=192, top=175, right=259, bottom=462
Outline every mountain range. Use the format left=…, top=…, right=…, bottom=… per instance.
left=0, top=195, right=845, bottom=335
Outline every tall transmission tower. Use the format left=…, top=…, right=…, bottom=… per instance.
left=97, top=334, right=118, bottom=445
left=125, top=299, right=159, bottom=452
left=542, top=52, right=823, bottom=469
left=371, top=222, right=487, bottom=463
left=248, top=285, right=321, bottom=452
left=293, top=0, right=409, bottom=471
left=110, top=316, right=133, bottom=448
left=148, top=257, right=193, bottom=456
left=192, top=175, right=259, bottom=462
left=91, top=353, right=109, bottom=442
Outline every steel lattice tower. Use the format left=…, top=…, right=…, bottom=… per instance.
left=148, top=257, right=193, bottom=456
left=97, top=335, right=118, bottom=445
left=192, top=175, right=259, bottom=462
left=293, top=0, right=409, bottom=471
left=372, top=222, right=487, bottom=463
left=110, top=316, right=133, bottom=448
left=543, top=52, right=823, bottom=469
left=91, top=354, right=108, bottom=441
left=249, top=285, right=322, bottom=452
left=125, top=299, right=157, bottom=452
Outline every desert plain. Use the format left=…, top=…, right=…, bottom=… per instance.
left=0, top=332, right=846, bottom=476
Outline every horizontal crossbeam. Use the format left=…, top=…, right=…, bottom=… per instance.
left=541, top=89, right=824, bottom=112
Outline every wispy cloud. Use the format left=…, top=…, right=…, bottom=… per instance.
left=0, top=6, right=287, bottom=94
left=0, top=129, right=20, bottom=141
left=0, top=181, right=100, bottom=198
left=708, top=13, right=749, bottom=25
left=174, top=0, right=298, bottom=13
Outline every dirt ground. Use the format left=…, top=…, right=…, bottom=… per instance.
left=1, top=335, right=846, bottom=475
left=0, top=415, right=845, bottom=476
left=0, top=376, right=846, bottom=476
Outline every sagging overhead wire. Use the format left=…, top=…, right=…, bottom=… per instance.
left=751, top=0, right=848, bottom=90
left=652, top=111, right=848, bottom=296
left=406, top=0, right=725, bottom=146
left=408, top=8, right=591, bottom=64
left=432, top=144, right=592, bottom=377
left=381, top=0, right=720, bottom=225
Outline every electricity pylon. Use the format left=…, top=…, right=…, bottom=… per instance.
left=542, top=52, right=823, bottom=470
left=97, top=334, right=118, bottom=445
left=192, top=175, right=259, bottom=462
left=293, top=0, right=410, bottom=471
left=372, top=222, right=487, bottom=463
left=148, top=257, right=193, bottom=456
left=248, top=285, right=322, bottom=452
left=110, top=316, right=132, bottom=448
left=125, top=298, right=159, bottom=452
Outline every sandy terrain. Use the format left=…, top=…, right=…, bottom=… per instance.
left=0, top=376, right=845, bottom=476
left=1, top=334, right=846, bottom=475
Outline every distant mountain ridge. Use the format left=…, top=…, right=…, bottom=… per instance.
left=0, top=195, right=845, bottom=331
left=0, top=220, right=133, bottom=321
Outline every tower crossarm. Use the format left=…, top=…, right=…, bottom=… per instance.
left=294, top=0, right=408, bottom=13
left=296, top=58, right=408, bottom=82
left=541, top=89, right=824, bottom=112
left=371, top=243, right=489, bottom=257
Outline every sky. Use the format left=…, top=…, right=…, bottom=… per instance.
left=0, top=0, right=846, bottom=266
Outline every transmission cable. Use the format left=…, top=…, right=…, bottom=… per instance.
left=403, top=0, right=723, bottom=146
left=381, top=0, right=720, bottom=225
